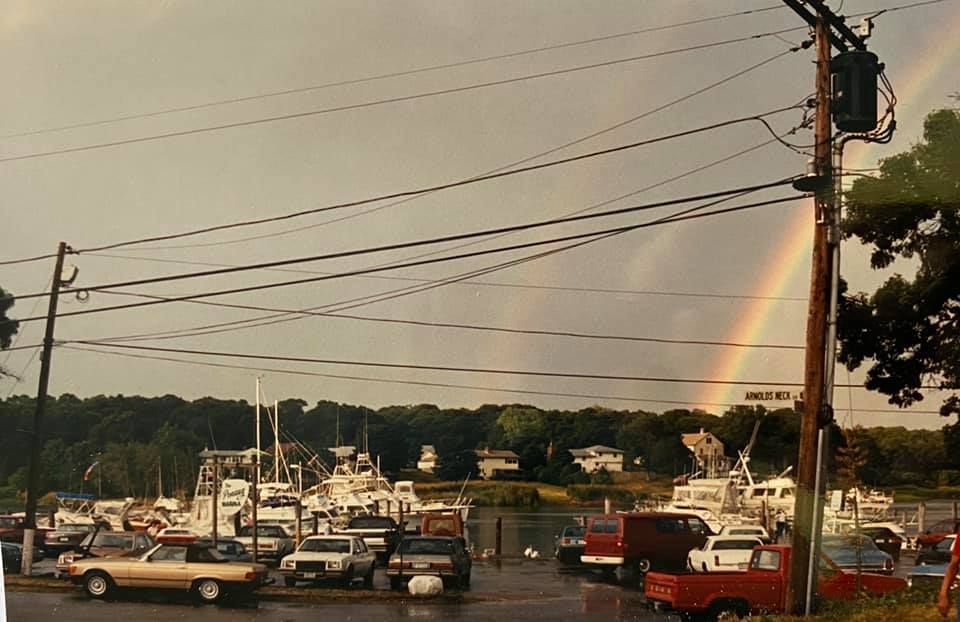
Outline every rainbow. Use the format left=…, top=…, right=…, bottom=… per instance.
left=698, top=6, right=960, bottom=409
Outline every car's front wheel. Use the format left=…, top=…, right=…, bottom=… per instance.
left=363, top=565, right=375, bottom=588
left=194, top=578, right=222, bottom=604
left=284, top=576, right=297, bottom=587
left=83, top=571, right=112, bottom=599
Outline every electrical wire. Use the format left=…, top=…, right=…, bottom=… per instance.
left=0, top=35, right=808, bottom=168
left=77, top=181, right=799, bottom=343
left=81, top=253, right=809, bottom=302
left=14, top=178, right=801, bottom=303
left=14, top=195, right=805, bottom=324
left=86, top=289, right=807, bottom=351
left=59, top=340, right=946, bottom=392
left=77, top=104, right=804, bottom=254
left=0, top=5, right=791, bottom=142
left=0, top=50, right=804, bottom=267
left=56, top=343, right=945, bottom=414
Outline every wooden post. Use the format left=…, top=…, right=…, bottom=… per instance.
left=312, top=512, right=319, bottom=536
left=295, top=498, right=302, bottom=549
left=495, top=516, right=502, bottom=556
left=918, top=502, right=926, bottom=535
left=604, top=497, right=611, bottom=514
left=788, top=11, right=833, bottom=615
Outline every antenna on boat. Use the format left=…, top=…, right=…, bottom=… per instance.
left=364, top=408, right=369, bottom=454
left=335, top=404, right=341, bottom=448
left=274, top=400, right=281, bottom=482
left=256, top=377, right=262, bottom=483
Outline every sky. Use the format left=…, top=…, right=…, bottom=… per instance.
left=1, top=0, right=958, bottom=430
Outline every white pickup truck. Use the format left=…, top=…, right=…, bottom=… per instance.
left=234, top=524, right=295, bottom=565
left=686, top=535, right=763, bottom=572
left=279, top=535, right=376, bottom=587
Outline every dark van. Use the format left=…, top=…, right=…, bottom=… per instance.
left=581, top=512, right=712, bottom=573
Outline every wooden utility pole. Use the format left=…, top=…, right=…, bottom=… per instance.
left=787, top=13, right=833, bottom=614
left=21, top=242, right=69, bottom=576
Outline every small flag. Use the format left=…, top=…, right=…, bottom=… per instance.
left=83, top=461, right=100, bottom=481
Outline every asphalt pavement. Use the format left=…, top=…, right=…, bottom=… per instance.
left=5, top=562, right=665, bottom=622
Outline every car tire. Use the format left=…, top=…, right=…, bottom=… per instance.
left=390, top=576, right=403, bottom=590
left=363, top=565, right=375, bottom=589
left=341, top=565, right=354, bottom=588
left=462, top=570, right=471, bottom=588
left=284, top=576, right=297, bottom=588
left=637, top=558, right=652, bottom=574
left=194, top=578, right=222, bottom=604
left=83, top=571, right=112, bottom=599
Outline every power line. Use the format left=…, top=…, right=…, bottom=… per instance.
left=14, top=195, right=805, bottom=324
left=15, top=178, right=801, bottom=304
left=0, top=5, right=790, bottom=142
left=0, top=50, right=803, bottom=267
left=81, top=252, right=809, bottom=302
left=75, top=106, right=802, bottom=254
left=0, top=35, right=807, bottom=168
left=57, top=343, right=945, bottom=414
left=75, top=183, right=799, bottom=343
left=87, top=289, right=807, bottom=351
left=1, top=0, right=939, bottom=145
left=60, top=341, right=946, bottom=392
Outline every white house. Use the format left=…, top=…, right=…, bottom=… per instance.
left=474, top=448, right=520, bottom=479
left=570, top=445, right=624, bottom=473
left=680, top=428, right=727, bottom=478
left=417, top=445, right=438, bottom=473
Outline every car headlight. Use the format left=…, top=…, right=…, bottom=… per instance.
left=327, top=559, right=342, bottom=570
left=59, top=553, right=73, bottom=564
left=281, top=558, right=295, bottom=569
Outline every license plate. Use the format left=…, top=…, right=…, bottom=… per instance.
left=59, top=537, right=70, bottom=542
left=738, top=562, right=748, bottom=569
left=412, top=562, right=430, bottom=569
left=302, top=572, right=317, bottom=579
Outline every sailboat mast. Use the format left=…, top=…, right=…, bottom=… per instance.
left=274, top=400, right=280, bottom=481
left=255, top=378, right=262, bottom=481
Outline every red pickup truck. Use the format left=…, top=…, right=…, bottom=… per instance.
left=644, top=544, right=906, bottom=620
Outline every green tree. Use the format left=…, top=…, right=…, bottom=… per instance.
left=838, top=108, right=960, bottom=416
left=436, top=450, right=479, bottom=482
left=0, top=287, right=20, bottom=378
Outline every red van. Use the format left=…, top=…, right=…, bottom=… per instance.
left=581, top=512, right=712, bottom=573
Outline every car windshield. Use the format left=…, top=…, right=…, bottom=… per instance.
left=59, top=524, right=93, bottom=533
left=400, top=539, right=454, bottom=555
left=300, top=539, right=351, bottom=553
left=186, top=546, right=228, bottom=563
left=823, top=535, right=880, bottom=554
left=350, top=517, right=393, bottom=529
left=84, top=534, right=133, bottom=548
left=562, top=526, right=585, bottom=538
left=0, top=518, right=17, bottom=529
left=239, top=526, right=286, bottom=538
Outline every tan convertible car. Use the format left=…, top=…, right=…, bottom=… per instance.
left=66, top=541, right=272, bottom=603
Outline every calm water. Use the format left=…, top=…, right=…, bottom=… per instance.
left=465, top=506, right=603, bottom=556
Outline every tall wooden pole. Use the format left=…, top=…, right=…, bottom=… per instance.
left=787, top=13, right=833, bottom=614
left=21, top=242, right=68, bottom=576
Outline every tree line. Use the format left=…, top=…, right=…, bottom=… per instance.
left=0, top=393, right=954, bottom=501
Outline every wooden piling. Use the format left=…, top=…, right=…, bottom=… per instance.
left=918, top=502, right=926, bottom=534
left=495, top=516, right=502, bottom=556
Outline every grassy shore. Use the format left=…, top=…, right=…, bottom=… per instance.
left=758, top=585, right=942, bottom=622
left=415, top=475, right=674, bottom=508
left=891, top=485, right=960, bottom=502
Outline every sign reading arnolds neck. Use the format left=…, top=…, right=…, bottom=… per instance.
left=743, top=390, right=804, bottom=401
